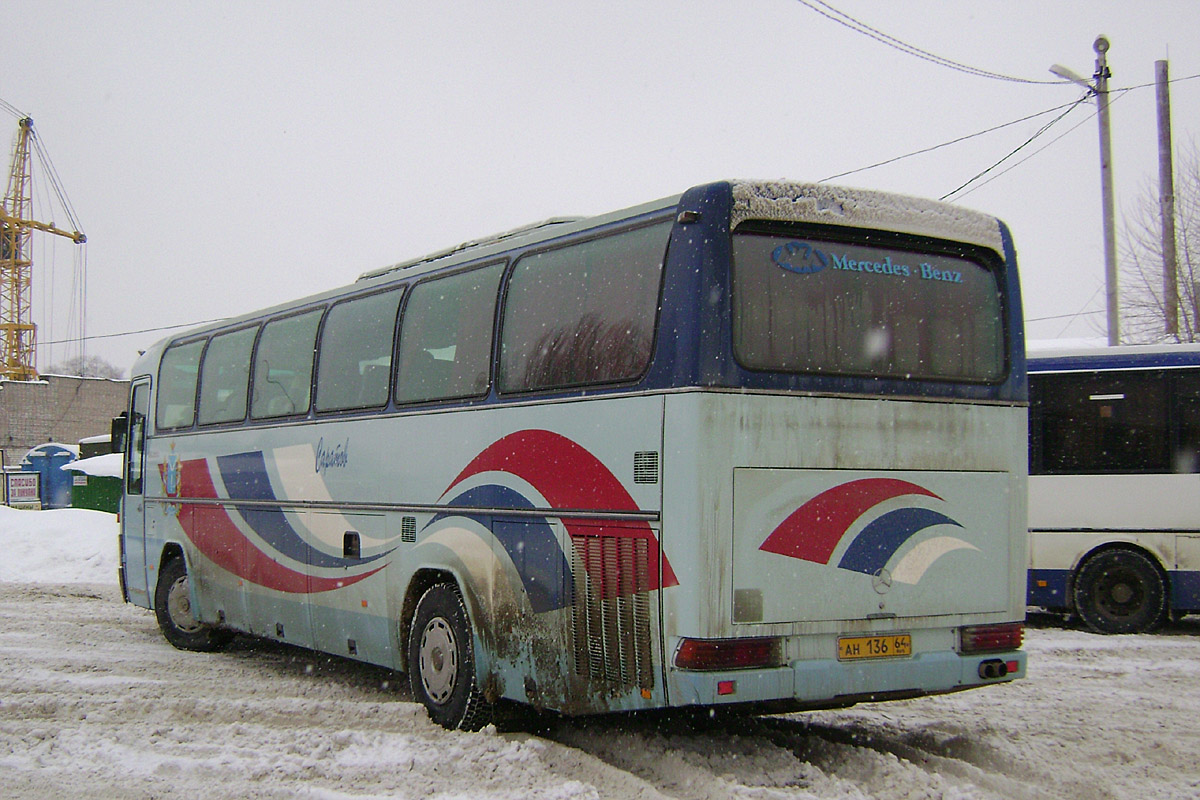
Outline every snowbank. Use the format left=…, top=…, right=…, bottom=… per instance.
left=60, top=452, right=123, bottom=478
left=0, top=506, right=117, bottom=584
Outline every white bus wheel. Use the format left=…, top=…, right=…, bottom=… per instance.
left=153, top=557, right=232, bottom=652
left=407, top=583, right=492, bottom=731
left=1072, top=549, right=1167, bottom=635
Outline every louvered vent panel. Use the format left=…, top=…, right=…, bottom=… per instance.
left=633, top=451, right=660, bottom=484
left=400, top=516, right=417, bottom=543
left=569, top=533, right=654, bottom=691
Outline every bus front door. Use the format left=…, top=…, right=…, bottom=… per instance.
left=120, top=380, right=152, bottom=607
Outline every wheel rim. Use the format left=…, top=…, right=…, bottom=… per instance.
left=166, top=574, right=203, bottom=633
left=1095, top=567, right=1146, bottom=621
left=418, top=616, right=459, bottom=705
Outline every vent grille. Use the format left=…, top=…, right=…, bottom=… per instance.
left=568, top=533, right=654, bottom=690
left=633, top=451, right=660, bottom=484
left=400, top=516, right=417, bottom=543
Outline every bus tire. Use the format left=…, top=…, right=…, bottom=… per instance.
left=1072, top=548, right=1167, bottom=635
left=407, top=583, right=491, bottom=731
left=153, top=557, right=232, bottom=652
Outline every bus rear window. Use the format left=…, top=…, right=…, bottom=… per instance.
left=732, top=231, right=1004, bottom=382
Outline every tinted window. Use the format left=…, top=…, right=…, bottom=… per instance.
left=1173, top=372, right=1200, bottom=472
left=156, top=340, right=204, bottom=429
left=732, top=230, right=1004, bottom=382
left=500, top=222, right=669, bottom=393
left=251, top=310, right=322, bottom=419
left=198, top=327, right=257, bottom=425
left=395, top=264, right=503, bottom=404
left=316, top=289, right=403, bottom=412
left=1031, top=371, right=1168, bottom=474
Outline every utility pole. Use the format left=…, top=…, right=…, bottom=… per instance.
left=1051, top=36, right=1119, bottom=345
left=1157, top=60, right=1179, bottom=338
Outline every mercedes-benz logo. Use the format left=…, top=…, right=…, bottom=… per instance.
left=872, top=568, right=893, bottom=595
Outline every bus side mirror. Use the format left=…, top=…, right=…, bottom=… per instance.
left=111, top=412, right=128, bottom=454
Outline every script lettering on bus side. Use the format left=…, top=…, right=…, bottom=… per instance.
left=315, top=437, right=350, bottom=474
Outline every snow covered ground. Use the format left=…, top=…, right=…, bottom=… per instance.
left=2, top=507, right=1199, bottom=799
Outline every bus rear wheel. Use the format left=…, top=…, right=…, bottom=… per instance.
left=1073, top=548, right=1167, bottom=635
left=407, top=583, right=491, bottom=731
left=154, top=557, right=232, bottom=652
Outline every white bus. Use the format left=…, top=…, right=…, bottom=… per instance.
left=117, top=180, right=1027, bottom=729
left=1028, top=344, right=1200, bottom=633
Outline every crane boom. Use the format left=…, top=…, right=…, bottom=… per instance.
left=0, top=116, right=86, bottom=381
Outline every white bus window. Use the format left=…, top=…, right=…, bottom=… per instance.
left=156, top=340, right=204, bottom=430
left=251, top=310, right=323, bottom=419
left=1033, top=372, right=1168, bottom=473
left=395, top=264, right=503, bottom=405
left=731, top=231, right=1003, bottom=382
left=1174, top=372, right=1200, bottom=472
left=500, top=222, right=669, bottom=393
left=198, top=327, right=257, bottom=425
left=316, top=288, right=403, bottom=412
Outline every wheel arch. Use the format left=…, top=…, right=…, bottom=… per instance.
left=400, top=567, right=489, bottom=669
left=158, top=541, right=186, bottom=571
left=1070, top=542, right=1171, bottom=628
left=1070, top=541, right=1172, bottom=611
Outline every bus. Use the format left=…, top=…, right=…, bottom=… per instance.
left=116, top=180, right=1027, bottom=730
left=1027, top=344, right=1200, bottom=633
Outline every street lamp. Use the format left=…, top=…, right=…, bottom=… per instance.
left=1050, top=36, right=1118, bottom=346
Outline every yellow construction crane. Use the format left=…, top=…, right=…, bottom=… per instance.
left=0, top=116, right=86, bottom=381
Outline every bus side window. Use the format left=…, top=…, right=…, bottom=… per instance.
left=198, top=326, right=258, bottom=425
left=1039, top=371, right=1168, bottom=474
left=1173, top=372, right=1200, bottom=473
left=394, top=263, right=503, bottom=405
left=499, top=221, right=670, bottom=393
left=315, top=288, right=403, bottom=412
left=251, top=309, right=323, bottom=419
left=156, top=340, right=205, bottom=430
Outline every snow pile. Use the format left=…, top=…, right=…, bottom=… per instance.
left=0, top=506, right=117, bottom=584
left=60, top=452, right=123, bottom=478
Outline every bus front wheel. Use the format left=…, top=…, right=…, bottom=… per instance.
left=153, top=557, right=232, bottom=652
left=1073, top=548, right=1167, bottom=635
left=407, top=583, right=491, bottom=731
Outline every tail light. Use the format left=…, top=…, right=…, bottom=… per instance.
left=960, top=622, right=1023, bottom=654
left=674, top=637, right=782, bottom=670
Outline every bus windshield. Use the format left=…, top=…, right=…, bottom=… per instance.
left=732, top=229, right=1005, bottom=383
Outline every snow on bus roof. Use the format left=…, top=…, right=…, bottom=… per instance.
left=1027, top=342, right=1200, bottom=372
left=730, top=181, right=1005, bottom=253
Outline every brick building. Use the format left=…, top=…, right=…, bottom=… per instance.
left=0, top=375, right=129, bottom=468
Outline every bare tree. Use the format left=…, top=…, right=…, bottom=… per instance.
left=1121, top=138, right=1200, bottom=343
left=44, top=355, right=126, bottom=379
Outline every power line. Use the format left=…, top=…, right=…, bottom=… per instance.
left=950, top=102, right=1102, bottom=201
left=795, top=0, right=1067, bottom=85
left=940, top=96, right=1091, bottom=201
left=820, top=72, right=1200, bottom=189
left=1027, top=309, right=1104, bottom=323
left=40, top=317, right=230, bottom=347
left=819, top=98, right=1087, bottom=183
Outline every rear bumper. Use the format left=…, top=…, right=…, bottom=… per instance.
left=668, top=649, right=1026, bottom=710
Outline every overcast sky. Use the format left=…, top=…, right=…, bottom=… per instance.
left=4, top=1, right=1200, bottom=374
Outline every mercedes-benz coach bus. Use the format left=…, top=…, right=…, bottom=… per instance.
left=1028, top=344, right=1200, bottom=633
left=116, top=180, right=1027, bottom=730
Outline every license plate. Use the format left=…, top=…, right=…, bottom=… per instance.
left=837, top=634, right=912, bottom=661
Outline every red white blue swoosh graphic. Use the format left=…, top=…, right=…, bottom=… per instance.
left=433, top=429, right=677, bottom=613
left=166, top=453, right=388, bottom=594
left=759, top=478, right=975, bottom=582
